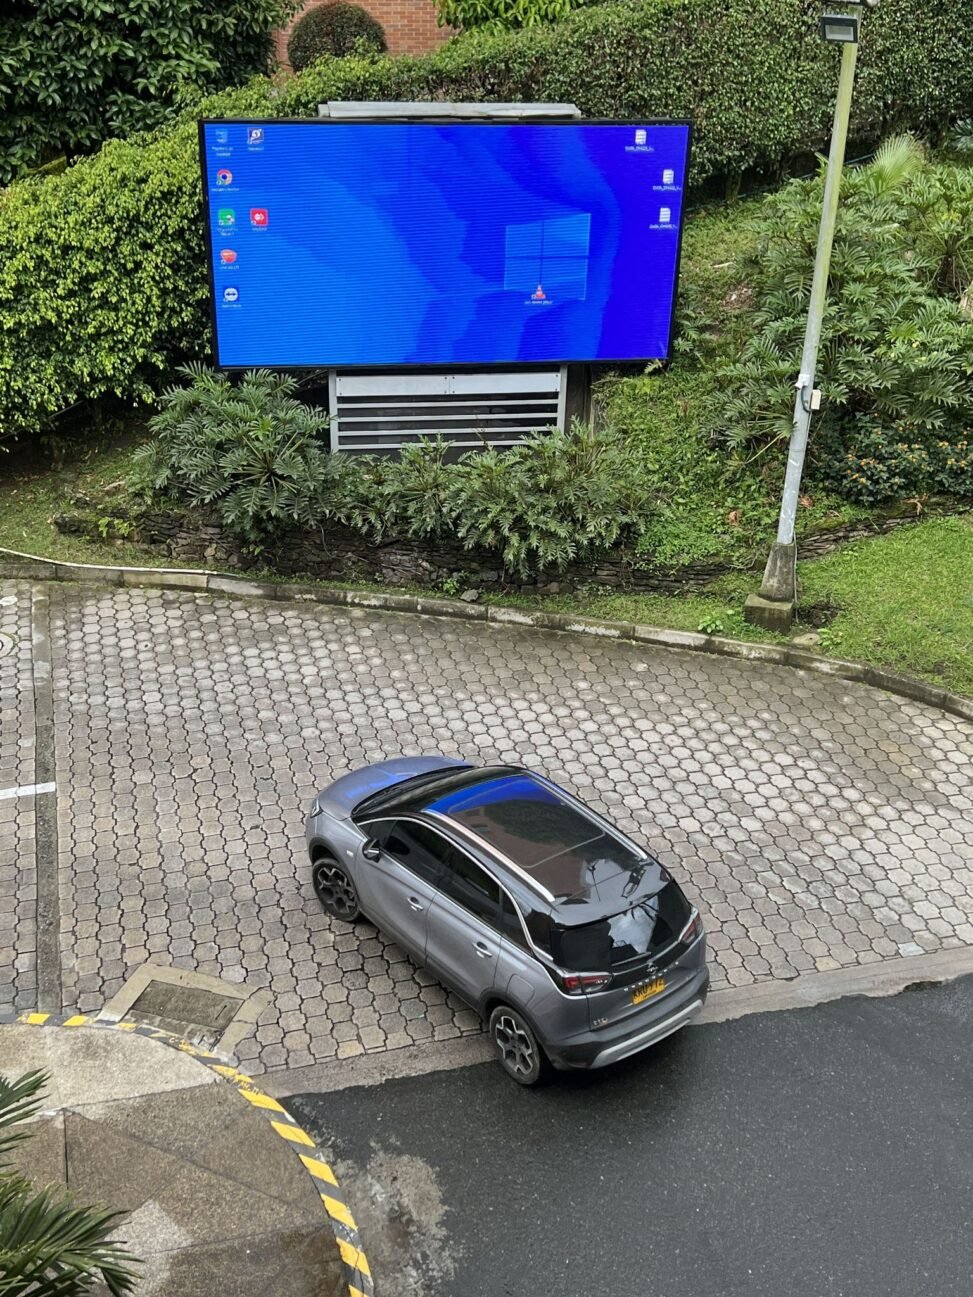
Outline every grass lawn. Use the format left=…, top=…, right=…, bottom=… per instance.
left=799, top=516, right=973, bottom=697
left=1, top=434, right=971, bottom=698
left=0, top=433, right=174, bottom=568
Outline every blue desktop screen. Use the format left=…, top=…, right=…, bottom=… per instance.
left=200, top=120, right=691, bottom=368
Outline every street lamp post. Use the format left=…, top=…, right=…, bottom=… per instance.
left=743, top=2, right=871, bottom=633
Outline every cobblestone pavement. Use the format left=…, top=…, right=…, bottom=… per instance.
left=1, top=578, right=972, bottom=1074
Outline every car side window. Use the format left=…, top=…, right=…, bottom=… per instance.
left=437, top=848, right=501, bottom=928
left=524, top=909, right=553, bottom=958
left=499, top=894, right=530, bottom=952
left=366, top=819, right=445, bottom=887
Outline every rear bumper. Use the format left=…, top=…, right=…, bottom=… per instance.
left=546, top=964, right=710, bottom=1071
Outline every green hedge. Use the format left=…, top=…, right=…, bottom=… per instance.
left=2, top=0, right=973, bottom=443
left=0, top=0, right=293, bottom=187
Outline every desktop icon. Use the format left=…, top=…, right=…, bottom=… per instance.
left=532, top=284, right=546, bottom=300
left=662, top=168, right=675, bottom=184
left=214, top=128, right=229, bottom=145
left=223, top=286, right=239, bottom=303
left=250, top=208, right=268, bottom=227
left=216, top=169, right=232, bottom=186
left=220, top=249, right=237, bottom=264
left=635, top=129, right=647, bottom=145
left=247, top=127, right=265, bottom=145
left=217, top=208, right=235, bottom=226
left=659, top=207, right=672, bottom=224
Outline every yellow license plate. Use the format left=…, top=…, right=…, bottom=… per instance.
left=631, top=978, right=666, bottom=1006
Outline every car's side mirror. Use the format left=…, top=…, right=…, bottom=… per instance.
left=362, top=840, right=382, bottom=862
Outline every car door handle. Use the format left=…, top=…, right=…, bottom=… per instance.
left=408, top=897, right=424, bottom=911
left=473, top=941, right=493, bottom=958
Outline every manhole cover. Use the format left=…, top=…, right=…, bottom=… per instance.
left=129, top=981, right=241, bottom=1040
left=0, top=634, right=14, bottom=659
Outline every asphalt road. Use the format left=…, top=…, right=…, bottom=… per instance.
left=287, top=976, right=973, bottom=1297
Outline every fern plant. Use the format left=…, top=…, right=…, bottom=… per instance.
left=135, top=364, right=333, bottom=548
left=717, top=136, right=973, bottom=502
left=387, top=440, right=456, bottom=538
left=442, top=421, right=647, bottom=577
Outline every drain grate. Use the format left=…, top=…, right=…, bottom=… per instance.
left=129, top=981, right=242, bottom=1041
left=101, top=962, right=272, bottom=1054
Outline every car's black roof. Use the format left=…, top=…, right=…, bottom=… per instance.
left=358, top=765, right=663, bottom=918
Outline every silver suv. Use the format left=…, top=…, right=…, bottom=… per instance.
left=306, top=756, right=709, bottom=1085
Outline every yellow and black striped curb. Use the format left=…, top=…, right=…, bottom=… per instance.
left=0, top=1011, right=374, bottom=1297
left=3, top=546, right=972, bottom=725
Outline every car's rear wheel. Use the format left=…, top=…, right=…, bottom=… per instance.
left=489, top=1005, right=548, bottom=1087
left=312, top=856, right=361, bottom=922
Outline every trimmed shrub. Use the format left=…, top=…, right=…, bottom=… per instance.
left=0, top=0, right=294, bottom=186
left=821, top=418, right=973, bottom=507
left=3, top=0, right=973, bottom=443
left=288, top=2, right=388, bottom=68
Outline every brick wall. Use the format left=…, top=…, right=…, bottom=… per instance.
left=274, top=0, right=451, bottom=66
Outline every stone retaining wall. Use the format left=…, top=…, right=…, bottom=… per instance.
left=55, top=506, right=931, bottom=597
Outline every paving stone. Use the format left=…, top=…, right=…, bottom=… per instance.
left=3, top=581, right=973, bottom=1069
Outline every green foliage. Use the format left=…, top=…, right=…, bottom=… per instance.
left=96, top=516, right=134, bottom=540
left=0, top=0, right=293, bottom=186
left=134, top=365, right=333, bottom=547
left=288, top=2, right=387, bottom=68
left=440, top=420, right=646, bottom=576
left=379, top=441, right=455, bottom=538
left=598, top=369, right=784, bottom=565
left=4, top=0, right=973, bottom=447
left=138, top=377, right=651, bottom=575
left=946, top=119, right=973, bottom=157
left=827, top=417, right=973, bottom=506
left=327, top=420, right=651, bottom=576
left=719, top=139, right=973, bottom=503
left=0, top=1072, right=46, bottom=1161
left=816, top=625, right=844, bottom=652
left=438, top=571, right=468, bottom=597
left=0, top=120, right=215, bottom=445
left=325, top=440, right=454, bottom=540
left=0, top=1070, right=139, bottom=1297
left=696, top=613, right=725, bottom=635
left=436, top=0, right=576, bottom=35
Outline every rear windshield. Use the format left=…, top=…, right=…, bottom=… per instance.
left=553, top=882, right=691, bottom=971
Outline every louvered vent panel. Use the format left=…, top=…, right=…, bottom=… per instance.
left=330, top=370, right=565, bottom=454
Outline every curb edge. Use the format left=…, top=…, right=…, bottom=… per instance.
left=0, top=1011, right=374, bottom=1297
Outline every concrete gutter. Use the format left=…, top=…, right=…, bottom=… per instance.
left=263, top=946, right=973, bottom=1096
left=3, top=546, right=972, bottom=725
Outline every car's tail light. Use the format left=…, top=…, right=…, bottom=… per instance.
left=555, top=970, right=612, bottom=996
left=679, top=910, right=703, bottom=946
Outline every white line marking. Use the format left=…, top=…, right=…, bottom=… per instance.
left=0, top=782, right=56, bottom=802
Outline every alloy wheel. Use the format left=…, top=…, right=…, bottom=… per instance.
left=312, top=860, right=359, bottom=921
left=493, top=1012, right=537, bottom=1080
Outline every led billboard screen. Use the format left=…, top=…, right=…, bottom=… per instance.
left=200, top=119, right=691, bottom=368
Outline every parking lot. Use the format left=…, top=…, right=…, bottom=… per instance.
left=2, top=577, right=972, bottom=1074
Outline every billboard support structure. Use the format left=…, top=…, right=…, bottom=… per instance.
left=317, top=100, right=590, bottom=455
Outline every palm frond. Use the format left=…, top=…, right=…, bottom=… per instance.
left=0, top=1175, right=139, bottom=1297
left=0, top=1072, right=48, bottom=1162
